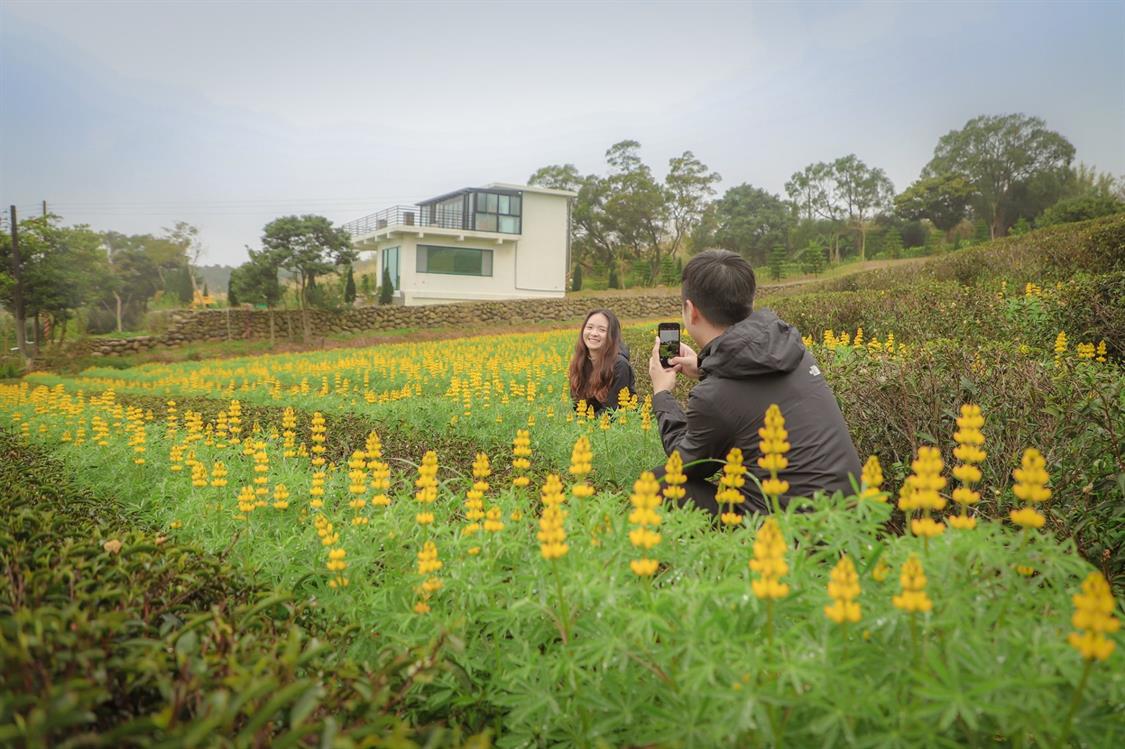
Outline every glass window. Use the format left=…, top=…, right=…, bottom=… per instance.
left=381, top=246, right=400, bottom=290
left=417, top=245, right=493, bottom=276
left=471, top=190, right=521, bottom=233
left=474, top=212, right=498, bottom=232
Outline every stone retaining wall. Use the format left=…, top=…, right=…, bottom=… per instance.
left=85, top=296, right=683, bottom=356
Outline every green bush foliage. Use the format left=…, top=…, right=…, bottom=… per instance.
left=0, top=430, right=487, bottom=748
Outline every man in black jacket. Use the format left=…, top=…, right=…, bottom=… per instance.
left=648, top=249, right=862, bottom=515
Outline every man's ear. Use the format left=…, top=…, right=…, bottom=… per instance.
left=683, top=298, right=699, bottom=326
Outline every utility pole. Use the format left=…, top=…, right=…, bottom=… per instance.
left=41, top=200, right=47, bottom=218
left=8, top=205, right=29, bottom=361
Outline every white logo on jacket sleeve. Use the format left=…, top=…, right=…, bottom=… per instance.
left=809, top=365, right=821, bottom=377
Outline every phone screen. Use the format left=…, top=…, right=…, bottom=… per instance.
left=659, top=326, right=680, bottom=365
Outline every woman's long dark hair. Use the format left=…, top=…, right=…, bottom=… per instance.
left=568, top=308, right=623, bottom=404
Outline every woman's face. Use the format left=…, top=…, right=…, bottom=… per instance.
left=582, top=313, right=610, bottom=355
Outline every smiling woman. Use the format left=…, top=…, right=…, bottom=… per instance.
left=567, top=308, right=636, bottom=415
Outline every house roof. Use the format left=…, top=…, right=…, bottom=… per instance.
left=419, top=182, right=577, bottom=205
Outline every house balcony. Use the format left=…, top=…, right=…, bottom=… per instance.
left=342, top=203, right=521, bottom=248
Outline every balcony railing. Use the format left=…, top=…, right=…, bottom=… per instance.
left=342, top=204, right=467, bottom=238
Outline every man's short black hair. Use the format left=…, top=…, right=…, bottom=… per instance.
left=681, top=249, right=756, bottom=325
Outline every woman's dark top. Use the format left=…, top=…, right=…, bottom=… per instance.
left=573, top=350, right=636, bottom=415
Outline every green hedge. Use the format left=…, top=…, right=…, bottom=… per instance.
left=0, top=430, right=489, bottom=748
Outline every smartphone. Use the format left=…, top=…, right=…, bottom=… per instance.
left=658, top=322, right=681, bottom=368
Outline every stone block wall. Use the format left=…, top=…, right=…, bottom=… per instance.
left=84, top=296, right=683, bottom=357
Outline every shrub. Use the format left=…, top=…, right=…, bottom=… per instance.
left=0, top=429, right=483, bottom=747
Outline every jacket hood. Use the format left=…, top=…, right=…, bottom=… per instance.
left=699, top=309, right=805, bottom=378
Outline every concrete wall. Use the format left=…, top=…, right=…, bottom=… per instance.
left=81, top=295, right=683, bottom=357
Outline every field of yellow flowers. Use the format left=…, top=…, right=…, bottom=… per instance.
left=2, top=303, right=1123, bottom=746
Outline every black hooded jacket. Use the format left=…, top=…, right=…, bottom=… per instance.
left=652, top=309, right=862, bottom=511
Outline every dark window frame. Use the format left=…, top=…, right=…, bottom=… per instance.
left=472, top=190, right=522, bottom=234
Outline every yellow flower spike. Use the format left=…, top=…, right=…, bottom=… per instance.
left=414, top=450, right=439, bottom=525
left=568, top=436, right=595, bottom=498
left=716, top=447, right=747, bottom=524
left=859, top=455, right=885, bottom=502
left=892, top=555, right=932, bottom=614
left=1010, top=448, right=1051, bottom=530
left=537, top=474, right=569, bottom=560
left=757, top=405, right=790, bottom=509
left=749, top=518, right=790, bottom=600
left=1068, top=571, right=1119, bottom=662
left=511, top=429, right=532, bottom=488
left=900, top=446, right=946, bottom=538
left=825, top=555, right=862, bottom=624
left=662, top=451, right=687, bottom=503
left=871, top=558, right=890, bottom=582
left=627, top=471, right=663, bottom=577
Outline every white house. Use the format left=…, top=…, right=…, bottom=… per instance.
left=342, top=183, right=576, bottom=306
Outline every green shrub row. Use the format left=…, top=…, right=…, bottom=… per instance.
left=0, top=429, right=489, bottom=748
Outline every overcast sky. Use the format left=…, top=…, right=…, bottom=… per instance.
left=2, top=0, right=1123, bottom=265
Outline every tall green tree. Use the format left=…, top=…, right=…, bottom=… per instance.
left=261, top=215, right=355, bottom=340
left=785, top=162, right=845, bottom=261
left=831, top=154, right=894, bottom=261
left=230, top=247, right=283, bottom=343
left=923, top=113, right=1075, bottom=238
left=712, top=184, right=793, bottom=266
left=663, top=150, right=721, bottom=276
left=343, top=265, right=357, bottom=305
left=1, top=217, right=110, bottom=350
left=894, top=174, right=976, bottom=234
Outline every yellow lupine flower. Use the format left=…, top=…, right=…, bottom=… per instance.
left=859, top=455, right=885, bottom=502
left=1010, top=448, right=1050, bottom=529
left=627, top=471, right=662, bottom=577
left=662, top=451, right=687, bottom=503
left=569, top=436, right=595, bottom=498
left=749, top=518, right=789, bottom=600
left=757, top=405, right=790, bottom=502
left=1068, top=571, right=1119, bottom=662
left=717, top=447, right=747, bottom=526
left=538, top=474, right=569, bottom=560
left=511, top=429, right=532, bottom=487
left=824, top=555, right=861, bottom=624
left=892, top=555, right=932, bottom=614
left=414, top=450, right=439, bottom=525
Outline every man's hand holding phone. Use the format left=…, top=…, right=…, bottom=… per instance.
left=649, top=321, right=701, bottom=393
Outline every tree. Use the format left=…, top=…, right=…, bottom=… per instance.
left=923, top=114, right=1075, bottom=239
left=360, top=272, right=373, bottom=299
left=608, top=264, right=620, bottom=289
left=786, top=162, right=845, bottom=262
left=379, top=267, right=394, bottom=305
left=230, top=248, right=283, bottom=343
left=663, top=151, right=720, bottom=274
left=262, top=215, right=355, bottom=340
left=343, top=265, right=357, bottom=305
left=800, top=240, right=827, bottom=275
left=1, top=217, right=110, bottom=350
left=1010, top=217, right=1031, bottom=236
left=171, top=265, right=194, bottom=304
left=602, top=140, right=667, bottom=281
left=227, top=277, right=239, bottom=307
left=767, top=245, right=786, bottom=281
left=831, top=155, right=894, bottom=261
left=894, top=174, right=975, bottom=234
left=883, top=229, right=903, bottom=259
left=712, top=184, right=793, bottom=266
left=571, top=263, right=583, bottom=292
